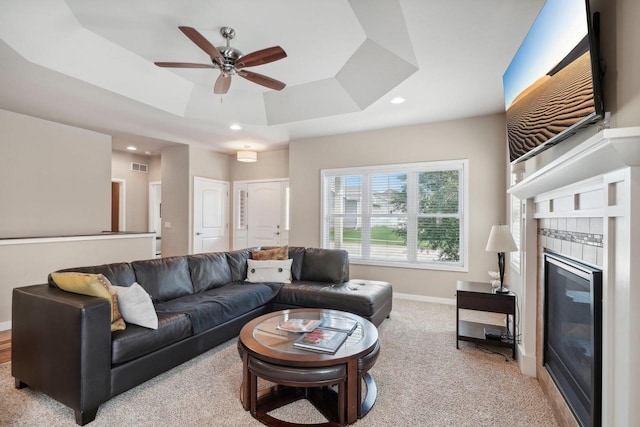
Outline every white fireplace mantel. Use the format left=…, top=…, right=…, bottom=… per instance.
left=509, top=127, right=640, bottom=200
left=506, top=127, right=640, bottom=426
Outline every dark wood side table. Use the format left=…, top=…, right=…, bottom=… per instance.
left=456, top=280, right=516, bottom=359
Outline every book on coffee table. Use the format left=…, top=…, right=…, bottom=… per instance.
left=318, top=316, right=358, bottom=335
left=293, top=328, right=349, bottom=354
left=276, top=318, right=322, bottom=333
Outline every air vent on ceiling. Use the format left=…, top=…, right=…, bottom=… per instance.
left=131, top=162, right=148, bottom=173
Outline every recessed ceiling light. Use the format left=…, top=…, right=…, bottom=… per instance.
left=230, top=123, right=242, bottom=131
left=390, top=97, right=405, bottom=104
left=126, top=146, right=137, bottom=151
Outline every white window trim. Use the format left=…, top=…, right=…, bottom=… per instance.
left=321, top=160, right=469, bottom=272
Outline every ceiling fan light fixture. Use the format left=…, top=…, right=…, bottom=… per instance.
left=156, top=26, right=287, bottom=95
left=237, top=150, right=257, bottom=162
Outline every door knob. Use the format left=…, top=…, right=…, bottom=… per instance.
left=196, top=232, right=203, bottom=236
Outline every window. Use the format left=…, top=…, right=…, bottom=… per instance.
left=321, top=160, right=468, bottom=270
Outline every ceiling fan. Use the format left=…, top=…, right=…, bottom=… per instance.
left=155, top=26, right=287, bottom=94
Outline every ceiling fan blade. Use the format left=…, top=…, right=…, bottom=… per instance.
left=155, top=62, right=215, bottom=69
left=214, top=74, right=231, bottom=94
left=238, top=70, right=286, bottom=91
left=178, top=26, right=223, bottom=65
left=235, top=46, right=287, bottom=69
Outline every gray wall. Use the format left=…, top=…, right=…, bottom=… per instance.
left=598, top=0, right=640, bottom=128
left=0, top=109, right=111, bottom=238
left=230, top=148, right=289, bottom=182
left=160, top=145, right=190, bottom=256
left=190, top=145, right=230, bottom=181
left=289, top=113, right=508, bottom=299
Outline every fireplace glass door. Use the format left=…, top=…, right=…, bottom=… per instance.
left=544, top=251, right=602, bottom=427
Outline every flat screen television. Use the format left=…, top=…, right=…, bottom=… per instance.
left=503, top=0, right=604, bottom=164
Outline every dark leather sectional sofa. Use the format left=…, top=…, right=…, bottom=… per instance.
left=11, top=247, right=392, bottom=425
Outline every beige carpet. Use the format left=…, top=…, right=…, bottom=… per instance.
left=0, top=298, right=558, bottom=426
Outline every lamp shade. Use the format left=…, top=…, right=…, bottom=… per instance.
left=485, top=225, right=517, bottom=253
left=237, top=150, right=257, bottom=162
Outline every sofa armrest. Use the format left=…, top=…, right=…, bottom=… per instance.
left=12, top=284, right=112, bottom=424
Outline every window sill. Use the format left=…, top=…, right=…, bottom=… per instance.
left=349, top=258, right=468, bottom=272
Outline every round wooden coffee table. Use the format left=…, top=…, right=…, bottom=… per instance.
left=238, top=308, right=379, bottom=426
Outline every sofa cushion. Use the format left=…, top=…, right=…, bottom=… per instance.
left=132, top=257, right=193, bottom=303
left=300, top=248, right=349, bottom=284
left=251, top=246, right=288, bottom=260
left=50, top=272, right=126, bottom=332
left=187, top=252, right=232, bottom=292
left=111, top=312, right=192, bottom=365
left=112, top=282, right=158, bottom=329
left=154, top=283, right=282, bottom=334
left=226, top=249, right=253, bottom=282
left=49, top=262, right=136, bottom=288
left=274, top=279, right=392, bottom=319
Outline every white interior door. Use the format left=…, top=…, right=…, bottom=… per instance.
left=193, top=177, right=229, bottom=254
left=247, top=181, right=282, bottom=247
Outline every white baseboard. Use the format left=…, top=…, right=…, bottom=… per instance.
left=0, top=321, right=11, bottom=331
left=517, top=344, right=537, bottom=377
left=393, top=292, right=456, bottom=306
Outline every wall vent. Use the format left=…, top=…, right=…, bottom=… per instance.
left=131, top=162, right=148, bottom=173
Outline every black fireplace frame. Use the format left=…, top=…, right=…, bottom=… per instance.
left=543, top=250, right=602, bottom=427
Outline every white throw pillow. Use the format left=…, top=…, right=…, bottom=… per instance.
left=246, top=259, right=293, bottom=283
left=112, top=282, right=158, bottom=329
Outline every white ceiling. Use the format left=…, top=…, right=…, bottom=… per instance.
left=0, top=0, right=544, bottom=156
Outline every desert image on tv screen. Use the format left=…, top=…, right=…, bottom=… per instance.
left=503, top=0, right=595, bottom=162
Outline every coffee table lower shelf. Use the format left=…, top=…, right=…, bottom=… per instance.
left=253, top=385, right=342, bottom=427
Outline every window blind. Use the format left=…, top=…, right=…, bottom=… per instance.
left=321, top=160, right=467, bottom=269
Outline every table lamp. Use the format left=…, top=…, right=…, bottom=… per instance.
left=485, top=225, right=518, bottom=294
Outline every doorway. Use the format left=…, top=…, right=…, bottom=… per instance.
left=111, top=179, right=126, bottom=232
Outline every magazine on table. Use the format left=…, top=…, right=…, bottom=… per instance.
left=276, top=318, right=322, bottom=333
left=293, top=328, right=349, bottom=354
left=318, top=316, right=358, bottom=335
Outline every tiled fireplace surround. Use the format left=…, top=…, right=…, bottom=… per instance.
left=537, top=217, right=603, bottom=427
left=510, top=128, right=640, bottom=426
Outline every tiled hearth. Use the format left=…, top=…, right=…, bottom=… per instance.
left=510, top=128, right=640, bottom=426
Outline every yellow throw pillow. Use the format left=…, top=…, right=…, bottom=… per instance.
left=50, top=272, right=126, bottom=332
left=251, top=245, right=289, bottom=260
